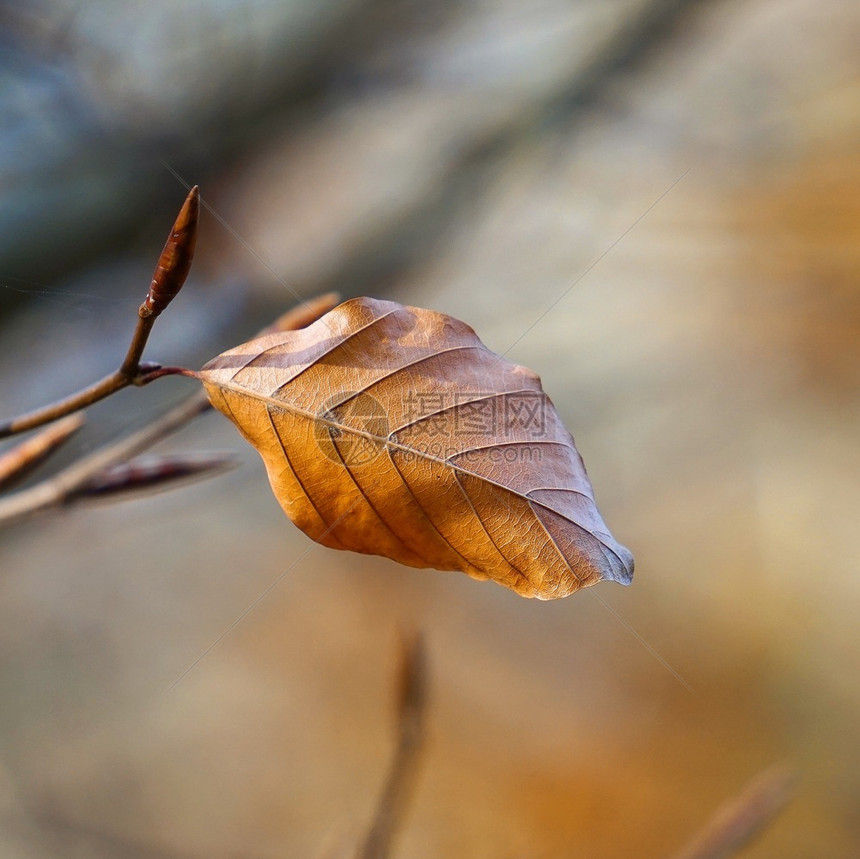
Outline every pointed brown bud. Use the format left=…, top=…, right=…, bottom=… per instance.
left=140, top=186, right=199, bottom=318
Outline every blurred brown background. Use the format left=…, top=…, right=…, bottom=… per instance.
left=1, top=1, right=859, bottom=856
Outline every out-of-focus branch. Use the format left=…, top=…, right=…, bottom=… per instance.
left=0, top=186, right=199, bottom=440
left=357, top=634, right=428, bottom=859
left=0, top=292, right=341, bottom=527
left=0, top=391, right=211, bottom=526
left=669, top=763, right=795, bottom=859
left=0, top=414, right=84, bottom=490
left=78, top=452, right=237, bottom=500
left=257, top=291, right=342, bottom=336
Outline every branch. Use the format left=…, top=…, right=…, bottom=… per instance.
left=357, top=633, right=428, bottom=859
left=0, top=414, right=84, bottom=490
left=0, top=186, right=199, bottom=439
left=0, top=391, right=211, bottom=526
left=669, top=763, right=795, bottom=859
left=256, top=291, right=342, bottom=336
left=78, top=452, right=237, bottom=500
left=0, top=292, right=341, bottom=527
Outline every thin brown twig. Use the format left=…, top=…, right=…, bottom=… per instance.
left=0, top=391, right=211, bottom=526
left=0, top=187, right=199, bottom=440
left=0, top=367, right=141, bottom=440
left=0, top=292, right=342, bottom=527
left=0, top=414, right=84, bottom=490
left=668, top=763, right=795, bottom=859
left=357, top=633, right=428, bottom=859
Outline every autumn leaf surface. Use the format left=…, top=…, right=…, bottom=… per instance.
left=200, top=297, right=633, bottom=599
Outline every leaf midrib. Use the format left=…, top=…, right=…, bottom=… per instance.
left=204, top=377, right=629, bottom=572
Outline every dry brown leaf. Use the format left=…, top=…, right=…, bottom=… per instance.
left=200, top=297, right=632, bottom=599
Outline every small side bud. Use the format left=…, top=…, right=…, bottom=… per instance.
left=140, top=186, right=200, bottom=318
left=75, top=452, right=237, bottom=500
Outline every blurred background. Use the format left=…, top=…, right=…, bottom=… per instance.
left=1, top=0, right=859, bottom=856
